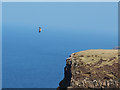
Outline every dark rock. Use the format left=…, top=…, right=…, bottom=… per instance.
left=58, top=49, right=119, bottom=89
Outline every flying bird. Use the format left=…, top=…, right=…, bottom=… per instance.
left=39, top=27, right=42, bottom=32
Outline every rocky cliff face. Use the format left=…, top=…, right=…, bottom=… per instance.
left=59, top=49, right=120, bottom=89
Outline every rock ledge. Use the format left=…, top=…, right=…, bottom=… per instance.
left=58, top=49, right=120, bottom=89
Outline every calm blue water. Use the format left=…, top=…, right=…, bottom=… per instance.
left=2, top=25, right=118, bottom=88
left=2, top=2, right=118, bottom=88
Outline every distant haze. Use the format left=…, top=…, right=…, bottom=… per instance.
left=2, top=2, right=118, bottom=88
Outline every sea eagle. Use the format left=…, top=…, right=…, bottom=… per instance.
left=39, top=27, right=42, bottom=32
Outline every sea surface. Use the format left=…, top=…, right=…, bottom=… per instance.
left=2, top=25, right=118, bottom=88
left=2, top=2, right=118, bottom=88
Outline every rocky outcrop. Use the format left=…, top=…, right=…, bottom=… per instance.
left=58, top=49, right=120, bottom=89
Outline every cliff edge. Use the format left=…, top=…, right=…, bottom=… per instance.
left=58, top=49, right=120, bottom=89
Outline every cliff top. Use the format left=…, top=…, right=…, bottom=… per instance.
left=72, top=49, right=118, bottom=67
left=59, top=49, right=119, bottom=89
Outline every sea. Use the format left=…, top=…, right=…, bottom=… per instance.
left=2, top=25, right=118, bottom=88
left=2, top=2, right=118, bottom=88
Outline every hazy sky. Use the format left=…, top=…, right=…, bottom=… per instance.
left=2, top=2, right=118, bottom=35
left=2, top=2, right=118, bottom=88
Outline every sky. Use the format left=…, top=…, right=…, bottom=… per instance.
left=2, top=2, right=118, bottom=35
left=2, top=2, right=118, bottom=88
left=1, top=0, right=119, bottom=2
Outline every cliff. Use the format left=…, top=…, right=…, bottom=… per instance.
left=58, top=49, right=120, bottom=89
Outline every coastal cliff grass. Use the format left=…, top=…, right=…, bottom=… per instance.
left=59, top=49, right=119, bottom=89
left=74, top=49, right=118, bottom=67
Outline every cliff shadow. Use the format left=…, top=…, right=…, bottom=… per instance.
left=58, top=61, right=72, bottom=90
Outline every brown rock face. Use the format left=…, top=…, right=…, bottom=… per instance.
left=59, top=49, right=120, bottom=89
